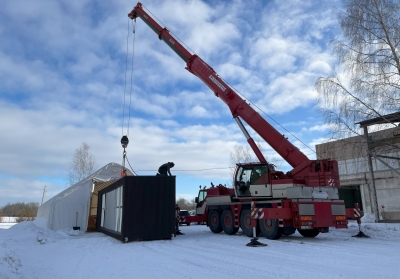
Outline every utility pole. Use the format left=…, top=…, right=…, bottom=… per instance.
left=364, top=127, right=380, bottom=222
left=41, top=185, right=47, bottom=205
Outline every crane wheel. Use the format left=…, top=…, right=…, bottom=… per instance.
left=259, top=218, right=283, bottom=240
left=208, top=210, right=223, bottom=233
left=282, top=226, right=296, bottom=236
left=221, top=210, right=239, bottom=235
left=258, top=203, right=283, bottom=240
left=240, top=209, right=260, bottom=237
left=297, top=228, right=320, bottom=237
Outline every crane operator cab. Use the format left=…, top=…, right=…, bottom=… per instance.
left=194, top=189, right=207, bottom=215
left=235, top=163, right=271, bottom=197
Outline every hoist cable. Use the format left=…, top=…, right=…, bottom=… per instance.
left=127, top=20, right=136, bottom=136
left=125, top=154, right=137, bottom=175
left=122, top=18, right=130, bottom=136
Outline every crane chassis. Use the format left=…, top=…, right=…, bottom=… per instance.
left=128, top=2, right=362, bottom=240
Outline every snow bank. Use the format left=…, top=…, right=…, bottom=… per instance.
left=1, top=221, right=399, bottom=279
left=33, top=217, right=46, bottom=228
left=8, top=221, right=72, bottom=244
left=361, top=213, right=376, bottom=223
left=0, top=221, right=83, bottom=278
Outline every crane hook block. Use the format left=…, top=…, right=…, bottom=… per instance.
left=121, top=135, right=129, bottom=148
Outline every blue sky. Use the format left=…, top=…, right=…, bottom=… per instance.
left=0, top=0, right=342, bottom=207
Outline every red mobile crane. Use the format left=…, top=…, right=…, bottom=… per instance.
left=128, top=3, right=361, bottom=240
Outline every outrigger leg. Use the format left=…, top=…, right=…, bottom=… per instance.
left=352, top=203, right=370, bottom=238
left=246, top=220, right=267, bottom=247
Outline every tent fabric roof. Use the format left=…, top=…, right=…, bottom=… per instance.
left=36, top=162, right=133, bottom=231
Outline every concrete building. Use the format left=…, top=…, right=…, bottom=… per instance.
left=316, top=114, right=400, bottom=222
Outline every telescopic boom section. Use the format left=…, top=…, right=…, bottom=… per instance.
left=128, top=3, right=192, bottom=63
left=128, top=3, right=309, bottom=169
left=186, top=56, right=310, bottom=168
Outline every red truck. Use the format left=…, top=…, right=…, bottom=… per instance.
left=128, top=3, right=361, bottom=240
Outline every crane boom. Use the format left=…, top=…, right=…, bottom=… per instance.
left=128, top=2, right=339, bottom=187
left=128, top=2, right=307, bottom=168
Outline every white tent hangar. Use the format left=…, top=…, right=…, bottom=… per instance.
left=37, top=162, right=133, bottom=231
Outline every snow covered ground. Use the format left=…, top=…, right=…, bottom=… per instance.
left=0, top=218, right=398, bottom=279
left=0, top=217, right=17, bottom=230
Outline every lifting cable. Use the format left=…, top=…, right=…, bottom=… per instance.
left=120, top=17, right=137, bottom=176
left=122, top=18, right=136, bottom=137
left=221, top=77, right=317, bottom=156
left=125, top=154, right=138, bottom=175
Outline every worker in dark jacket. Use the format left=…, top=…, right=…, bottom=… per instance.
left=157, top=162, right=175, bottom=176
left=175, top=204, right=184, bottom=235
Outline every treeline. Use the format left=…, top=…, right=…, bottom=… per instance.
left=0, top=202, right=39, bottom=222
left=176, top=197, right=195, bottom=211
left=0, top=199, right=194, bottom=223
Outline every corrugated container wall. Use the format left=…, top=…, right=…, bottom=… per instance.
left=97, top=176, right=176, bottom=242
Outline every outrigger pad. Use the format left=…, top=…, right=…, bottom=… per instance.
left=352, top=231, right=370, bottom=238
left=175, top=230, right=185, bottom=236
left=246, top=238, right=267, bottom=247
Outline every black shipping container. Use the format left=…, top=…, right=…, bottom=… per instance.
left=97, top=175, right=176, bottom=242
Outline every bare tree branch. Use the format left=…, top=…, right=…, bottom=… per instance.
left=67, top=142, right=96, bottom=186
left=316, top=0, right=400, bottom=142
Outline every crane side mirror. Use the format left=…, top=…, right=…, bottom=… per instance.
left=195, top=197, right=199, bottom=204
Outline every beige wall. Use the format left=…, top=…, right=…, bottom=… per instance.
left=316, top=127, right=400, bottom=221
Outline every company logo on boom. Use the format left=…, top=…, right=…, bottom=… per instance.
left=209, top=75, right=226, bottom=92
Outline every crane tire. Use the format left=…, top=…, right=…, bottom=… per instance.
left=258, top=203, right=283, bottom=240
left=283, top=226, right=296, bottom=236
left=240, top=209, right=260, bottom=237
left=208, top=210, right=222, bottom=233
left=221, top=210, right=239, bottom=235
left=259, top=218, right=283, bottom=240
left=297, top=228, right=320, bottom=237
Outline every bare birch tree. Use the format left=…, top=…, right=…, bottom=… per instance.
left=229, top=143, right=267, bottom=179
left=316, top=0, right=400, bottom=140
left=67, top=142, right=96, bottom=186
left=229, top=144, right=254, bottom=166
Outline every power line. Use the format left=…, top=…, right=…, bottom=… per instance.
left=134, top=167, right=232, bottom=172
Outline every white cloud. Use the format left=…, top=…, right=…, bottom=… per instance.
left=218, top=63, right=251, bottom=81
left=307, top=123, right=334, bottom=132
left=0, top=178, right=62, bottom=203
left=185, top=105, right=211, bottom=118
left=256, top=72, right=317, bottom=114
left=250, top=36, right=298, bottom=71
left=309, top=137, right=332, bottom=147
left=0, top=0, right=343, bottom=206
left=306, top=53, right=334, bottom=74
